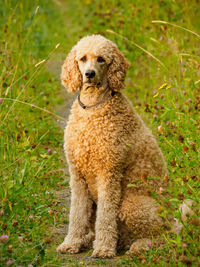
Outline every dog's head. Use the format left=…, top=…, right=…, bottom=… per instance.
left=61, top=35, right=130, bottom=93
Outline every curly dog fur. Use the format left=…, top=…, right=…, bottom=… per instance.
left=57, top=35, right=168, bottom=258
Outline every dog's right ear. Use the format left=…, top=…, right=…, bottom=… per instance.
left=61, top=46, right=82, bottom=93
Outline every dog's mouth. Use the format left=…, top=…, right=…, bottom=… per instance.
left=88, top=78, right=93, bottom=84
left=84, top=79, right=101, bottom=87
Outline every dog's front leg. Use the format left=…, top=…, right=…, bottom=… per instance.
left=92, top=171, right=121, bottom=258
left=57, top=168, right=93, bottom=254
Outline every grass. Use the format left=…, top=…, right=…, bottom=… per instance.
left=0, top=0, right=199, bottom=266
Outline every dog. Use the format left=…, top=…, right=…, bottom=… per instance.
left=57, top=35, right=168, bottom=258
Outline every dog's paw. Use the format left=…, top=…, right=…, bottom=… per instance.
left=92, top=247, right=116, bottom=258
left=56, top=242, right=80, bottom=254
left=126, top=238, right=162, bottom=256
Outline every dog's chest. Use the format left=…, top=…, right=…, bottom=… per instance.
left=65, top=109, right=111, bottom=172
left=65, top=111, right=113, bottom=201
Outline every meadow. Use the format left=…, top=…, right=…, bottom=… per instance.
left=0, top=0, right=199, bottom=266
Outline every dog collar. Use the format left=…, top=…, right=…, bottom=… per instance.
left=77, top=89, right=116, bottom=110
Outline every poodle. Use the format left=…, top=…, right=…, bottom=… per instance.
left=57, top=35, right=168, bottom=258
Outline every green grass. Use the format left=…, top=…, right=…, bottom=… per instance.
left=0, top=0, right=199, bottom=266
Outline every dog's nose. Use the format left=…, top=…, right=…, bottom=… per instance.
left=85, top=70, right=95, bottom=78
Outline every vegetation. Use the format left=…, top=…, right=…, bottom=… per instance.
left=0, top=0, right=199, bottom=266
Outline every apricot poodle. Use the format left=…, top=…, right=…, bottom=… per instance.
left=57, top=35, right=168, bottom=258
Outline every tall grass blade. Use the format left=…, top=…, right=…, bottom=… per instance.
left=152, top=20, right=200, bottom=39
left=107, top=29, right=167, bottom=69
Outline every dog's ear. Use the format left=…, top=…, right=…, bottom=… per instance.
left=107, top=46, right=130, bottom=91
left=61, top=46, right=82, bottom=93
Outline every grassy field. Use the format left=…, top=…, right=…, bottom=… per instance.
left=0, top=0, right=199, bottom=266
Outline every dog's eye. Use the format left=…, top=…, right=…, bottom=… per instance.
left=80, top=56, right=87, bottom=62
left=97, top=56, right=105, bottom=63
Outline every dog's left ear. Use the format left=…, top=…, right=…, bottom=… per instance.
left=107, top=46, right=130, bottom=91
left=61, top=46, right=82, bottom=93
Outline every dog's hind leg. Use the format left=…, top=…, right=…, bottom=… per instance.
left=118, top=194, right=165, bottom=253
